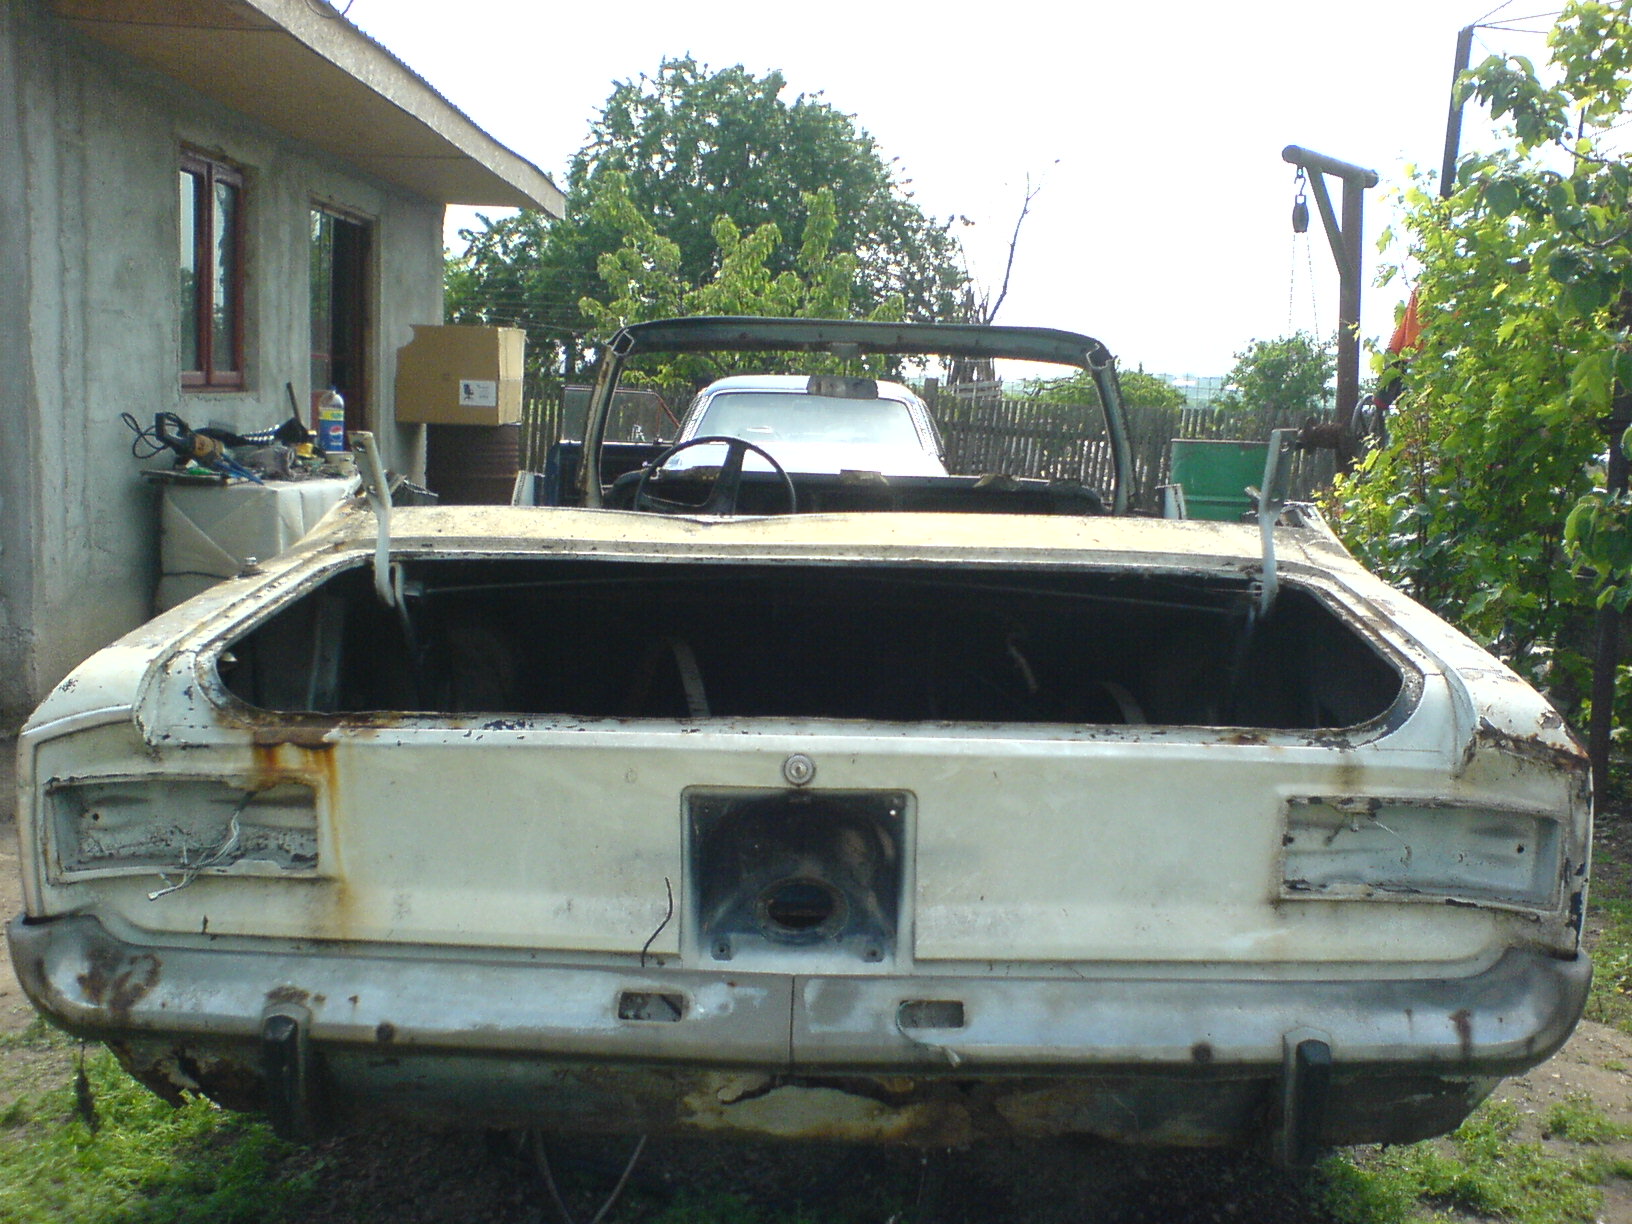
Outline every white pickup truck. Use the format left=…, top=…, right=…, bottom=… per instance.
left=8, top=317, right=1589, bottom=1165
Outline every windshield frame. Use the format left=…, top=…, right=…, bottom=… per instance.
left=579, top=317, right=1131, bottom=512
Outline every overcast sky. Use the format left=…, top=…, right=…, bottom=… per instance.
left=345, top=0, right=1553, bottom=377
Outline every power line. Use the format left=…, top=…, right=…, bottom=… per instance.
left=1478, top=8, right=1563, bottom=25
left=1472, top=0, right=1517, bottom=25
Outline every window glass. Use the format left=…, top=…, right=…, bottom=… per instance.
left=697, top=392, right=923, bottom=447
left=179, top=153, right=243, bottom=387
left=211, top=178, right=238, bottom=374
left=178, top=170, right=200, bottom=372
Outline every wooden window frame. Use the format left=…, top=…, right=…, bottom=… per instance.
left=180, top=151, right=246, bottom=389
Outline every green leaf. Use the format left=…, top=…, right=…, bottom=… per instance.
left=1547, top=249, right=1585, bottom=283
left=1485, top=179, right=1521, bottom=216
left=1572, top=352, right=1613, bottom=406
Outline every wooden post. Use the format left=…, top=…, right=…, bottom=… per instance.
left=1281, top=146, right=1380, bottom=473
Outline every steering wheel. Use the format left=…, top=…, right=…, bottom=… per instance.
left=632, top=435, right=798, bottom=516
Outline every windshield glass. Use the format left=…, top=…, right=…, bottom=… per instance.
left=695, top=392, right=924, bottom=449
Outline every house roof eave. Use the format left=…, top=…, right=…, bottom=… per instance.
left=51, top=0, right=564, bottom=216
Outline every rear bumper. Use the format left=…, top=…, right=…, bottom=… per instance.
left=8, top=913, right=1591, bottom=1150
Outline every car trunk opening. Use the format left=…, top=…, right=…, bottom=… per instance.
left=217, top=558, right=1402, bottom=731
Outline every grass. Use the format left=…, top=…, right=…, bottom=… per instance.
left=1586, top=888, right=1632, bottom=1034
left=1317, top=1100, right=1611, bottom=1224
left=0, top=1023, right=314, bottom=1224
left=1542, top=1093, right=1632, bottom=1144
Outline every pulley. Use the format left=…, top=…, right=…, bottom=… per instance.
left=1291, top=168, right=1310, bottom=234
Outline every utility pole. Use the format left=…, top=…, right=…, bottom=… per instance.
left=1440, top=26, right=1477, bottom=200
left=1280, top=146, right=1379, bottom=472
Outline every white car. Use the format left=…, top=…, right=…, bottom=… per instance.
left=8, top=317, right=1590, bottom=1165
left=665, top=374, right=948, bottom=478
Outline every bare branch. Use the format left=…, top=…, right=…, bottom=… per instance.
left=984, top=175, right=1042, bottom=325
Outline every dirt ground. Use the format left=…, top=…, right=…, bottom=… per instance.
left=1, top=731, right=1629, bottom=1223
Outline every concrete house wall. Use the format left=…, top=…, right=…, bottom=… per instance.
left=0, top=0, right=559, bottom=727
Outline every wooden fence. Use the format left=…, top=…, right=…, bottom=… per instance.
left=929, top=393, right=1335, bottom=510
left=520, top=382, right=1336, bottom=512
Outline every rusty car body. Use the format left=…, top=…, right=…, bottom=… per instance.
left=8, top=318, right=1590, bottom=1164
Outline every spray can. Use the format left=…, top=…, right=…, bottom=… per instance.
left=317, top=389, right=346, bottom=453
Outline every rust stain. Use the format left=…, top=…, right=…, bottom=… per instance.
left=1451, top=1009, right=1473, bottom=1060
left=250, top=739, right=339, bottom=794
left=682, top=1081, right=974, bottom=1146
left=265, top=985, right=310, bottom=1006
left=247, top=736, right=352, bottom=939
left=111, top=1041, right=266, bottom=1113
left=1470, top=717, right=1587, bottom=773
left=320, top=874, right=357, bottom=943
left=251, top=726, right=338, bottom=751
left=77, top=948, right=161, bottom=1021
left=106, top=1041, right=186, bottom=1107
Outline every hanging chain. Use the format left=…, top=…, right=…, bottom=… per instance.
left=1288, top=231, right=1299, bottom=334
left=1306, top=232, right=1320, bottom=339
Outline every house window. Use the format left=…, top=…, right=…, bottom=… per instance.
left=179, top=152, right=244, bottom=387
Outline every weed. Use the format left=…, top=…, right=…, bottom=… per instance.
left=0, top=1017, right=71, bottom=1052
left=1580, top=1151, right=1632, bottom=1183
left=1542, top=1093, right=1631, bottom=1143
left=1319, top=1100, right=1604, bottom=1224
left=1589, top=891, right=1632, bottom=1034
left=1604, top=1059, right=1626, bottom=1072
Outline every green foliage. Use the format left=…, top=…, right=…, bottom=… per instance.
left=1543, top=1094, right=1632, bottom=1143
left=444, top=210, right=576, bottom=373
left=1213, top=332, right=1334, bottom=419
left=575, top=174, right=905, bottom=383
left=448, top=57, right=967, bottom=374
left=1023, top=368, right=1185, bottom=412
left=1331, top=1, right=1632, bottom=703
left=1318, top=1101, right=1605, bottom=1224
left=0, top=1046, right=312, bottom=1223
left=568, top=58, right=964, bottom=322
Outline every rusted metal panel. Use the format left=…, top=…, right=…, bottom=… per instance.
left=12, top=912, right=1584, bottom=1148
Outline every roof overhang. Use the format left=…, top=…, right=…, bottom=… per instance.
left=50, top=0, right=564, bottom=215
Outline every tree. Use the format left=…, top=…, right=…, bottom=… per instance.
left=1024, top=368, right=1184, bottom=412
left=445, top=211, right=581, bottom=371
left=1331, top=0, right=1632, bottom=713
left=575, top=174, right=904, bottom=383
left=447, top=57, right=968, bottom=372
left=1212, top=333, right=1334, bottom=418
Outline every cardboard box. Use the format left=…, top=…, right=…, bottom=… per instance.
left=394, top=325, right=526, bottom=425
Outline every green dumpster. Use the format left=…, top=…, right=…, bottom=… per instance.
left=1168, top=439, right=1269, bottom=521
